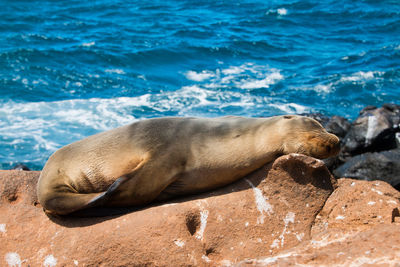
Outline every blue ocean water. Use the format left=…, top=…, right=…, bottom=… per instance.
left=1, top=0, right=400, bottom=170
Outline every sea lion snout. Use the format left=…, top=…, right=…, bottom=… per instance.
left=304, top=132, right=340, bottom=159
left=299, top=136, right=338, bottom=159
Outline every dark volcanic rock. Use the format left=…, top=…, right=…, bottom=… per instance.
left=11, top=163, right=31, bottom=171
left=325, top=116, right=351, bottom=139
left=301, top=113, right=330, bottom=127
left=302, top=113, right=351, bottom=139
left=333, top=149, right=400, bottom=187
left=340, top=104, right=400, bottom=158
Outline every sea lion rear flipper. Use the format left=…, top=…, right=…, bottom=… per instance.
left=43, top=176, right=130, bottom=216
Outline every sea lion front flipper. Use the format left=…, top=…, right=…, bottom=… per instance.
left=155, top=177, right=188, bottom=201
left=85, top=176, right=129, bottom=208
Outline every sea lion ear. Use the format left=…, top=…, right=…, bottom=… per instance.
left=283, top=115, right=294, bottom=119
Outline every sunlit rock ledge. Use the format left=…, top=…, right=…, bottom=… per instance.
left=2, top=153, right=400, bottom=266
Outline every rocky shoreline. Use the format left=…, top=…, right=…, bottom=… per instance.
left=305, top=103, right=400, bottom=189
left=2, top=104, right=400, bottom=266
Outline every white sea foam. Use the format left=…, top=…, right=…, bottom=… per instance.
left=277, top=8, right=288, bottom=16
left=1, top=84, right=306, bottom=166
left=81, top=41, right=95, bottom=47
left=340, top=71, right=383, bottom=82
left=300, top=70, right=384, bottom=95
left=221, top=66, right=243, bottom=75
left=269, top=103, right=309, bottom=114
left=0, top=97, right=142, bottom=165
left=184, top=63, right=284, bottom=90
left=184, top=70, right=214, bottom=82
left=266, top=8, right=288, bottom=16
left=0, top=63, right=295, bottom=167
left=313, top=84, right=333, bottom=94
left=236, top=72, right=283, bottom=89
left=105, top=68, right=126, bottom=75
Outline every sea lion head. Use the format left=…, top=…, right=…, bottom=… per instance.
left=278, top=115, right=340, bottom=159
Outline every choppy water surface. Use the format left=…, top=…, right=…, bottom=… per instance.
left=1, top=0, right=400, bottom=169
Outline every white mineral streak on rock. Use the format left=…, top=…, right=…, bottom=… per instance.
left=349, top=256, right=400, bottom=266
left=365, top=115, right=378, bottom=145
left=396, top=132, right=400, bottom=144
left=245, top=179, right=273, bottom=224
left=0, top=223, right=6, bottom=233
left=371, top=188, right=383, bottom=195
left=195, top=210, right=209, bottom=240
left=335, top=215, right=345, bottom=220
left=201, top=255, right=211, bottom=263
left=311, top=233, right=357, bottom=248
left=43, top=255, right=57, bottom=267
left=295, top=232, right=305, bottom=241
left=279, top=212, right=295, bottom=247
left=174, top=239, right=185, bottom=248
left=219, top=259, right=232, bottom=266
left=5, top=253, right=22, bottom=267
left=270, top=239, right=280, bottom=248
left=256, top=252, right=298, bottom=265
left=270, top=212, right=296, bottom=249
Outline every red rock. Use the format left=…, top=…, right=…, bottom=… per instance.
left=239, top=224, right=400, bottom=266
left=312, top=178, right=400, bottom=234
left=3, top=155, right=400, bottom=266
left=1, top=154, right=335, bottom=266
left=239, top=178, right=400, bottom=266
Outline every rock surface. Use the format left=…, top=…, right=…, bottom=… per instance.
left=239, top=178, right=400, bottom=266
left=303, top=113, right=351, bottom=139
left=10, top=163, right=31, bottom=171
left=306, top=104, right=400, bottom=188
left=1, top=154, right=335, bottom=266
left=340, top=104, right=400, bottom=158
left=334, top=148, right=400, bottom=187
left=2, top=154, right=400, bottom=266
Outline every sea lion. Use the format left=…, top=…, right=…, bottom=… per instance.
left=37, top=115, right=340, bottom=215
